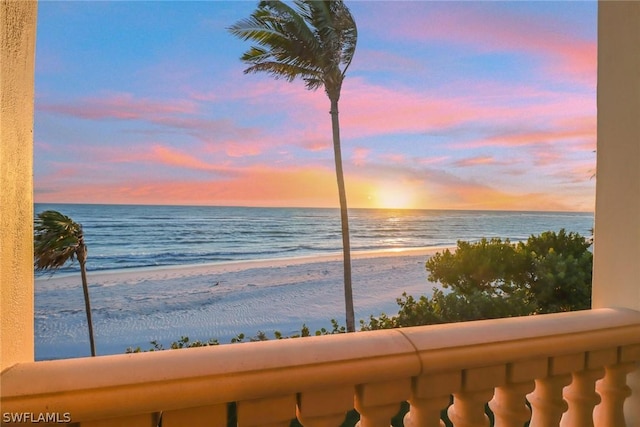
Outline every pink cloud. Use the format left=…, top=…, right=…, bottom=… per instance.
left=223, top=141, right=263, bottom=157
left=212, top=71, right=595, bottom=157
left=300, top=139, right=330, bottom=152
left=462, top=128, right=593, bottom=149
left=380, top=153, right=406, bottom=164
left=550, top=161, right=597, bottom=185
left=39, top=93, right=267, bottom=149
left=531, top=150, right=563, bottom=167
left=214, top=78, right=334, bottom=150
left=39, top=92, right=198, bottom=120
left=338, top=80, right=478, bottom=138
left=335, top=79, right=593, bottom=144
left=453, top=156, right=500, bottom=168
left=351, top=147, right=371, bottom=166
left=369, top=3, right=596, bottom=86
left=148, top=145, right=221, bottom=171
left=418, top=156, right=449, bottom=166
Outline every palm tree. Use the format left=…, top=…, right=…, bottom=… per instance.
left=229, top=0, right=358, bottom=332
left=34, top=210, right=96, bottom=356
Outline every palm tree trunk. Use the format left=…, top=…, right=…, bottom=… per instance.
left=79, top=259, right=97, bottom=356
left=330, top=97, right=355, bottom=332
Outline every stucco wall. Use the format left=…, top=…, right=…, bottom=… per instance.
left=1, top=0, right=38, bottom=369
left=593, top=2, right=640, bottom=423
left=593, top=1, right=640, bottom=312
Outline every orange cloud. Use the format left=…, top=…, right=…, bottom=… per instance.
left=34, top=159, right=594, bottom=212
left=430, top=183, right=575, bottom=212
left=34, top=165, right=377, bottom=209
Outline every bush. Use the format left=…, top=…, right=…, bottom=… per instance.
left=366, top=229, right=592, bottom=329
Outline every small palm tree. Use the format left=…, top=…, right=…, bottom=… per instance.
left=229, top=0, right=358, bottom=331
left=34, top=210, right=96, bottom=356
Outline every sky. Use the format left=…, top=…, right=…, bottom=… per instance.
left=34, top=1, right=597, bottom=212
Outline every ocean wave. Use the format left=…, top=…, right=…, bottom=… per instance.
left=33, top=205, right=594, bottom=275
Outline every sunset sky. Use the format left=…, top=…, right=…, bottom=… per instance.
left=34, top=1, right=597, bottom=211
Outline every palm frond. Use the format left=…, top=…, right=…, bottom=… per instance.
left=34, top=210, right=85, bottom=272
left=243, top=61, right=321, bottom=84
left=308, top=1, right=357, bottom=73
left=229, top=0, right=357, bottom=96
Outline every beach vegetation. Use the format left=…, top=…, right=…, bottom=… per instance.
left=364, top=229, right=592, bottom=330
left=126, top=336, right=220, bottom=353
left=34, top=210, right=97, bottom=357
left=126, top=322, right=347, bottom=353
left=427, top=229, right=592, bottom=314
left=229, top=0, right=359, bottom=332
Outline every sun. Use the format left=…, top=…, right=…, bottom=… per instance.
left=374, top=184, right=416, bottom=210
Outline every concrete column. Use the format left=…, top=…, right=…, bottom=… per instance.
left=593, top=1, right=640, bottom=424
left=593, top=2, right=640, bottom=310
left=0, top=0, right=38, bottom=370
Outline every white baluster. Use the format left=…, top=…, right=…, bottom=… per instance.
left=594, top=363, right=635, bottom=427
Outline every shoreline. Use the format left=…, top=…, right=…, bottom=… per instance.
left=35, top=247, right=451, bottom=359
left=36, top=245, right=455, bottom=285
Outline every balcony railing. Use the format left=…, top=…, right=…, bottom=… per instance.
left=2, top=307, right=639, bottom=427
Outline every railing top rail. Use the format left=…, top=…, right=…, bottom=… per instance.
left=400, top=307, right=640, bottom=371
left=2, top=308, right=639, bottom=421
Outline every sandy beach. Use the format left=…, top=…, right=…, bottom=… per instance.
left=35, top=247, right=449, bottom=359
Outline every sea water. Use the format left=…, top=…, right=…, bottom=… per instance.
left=34, top=204, right=594, bottom=274
left=33, top=204, right=594, bottom=359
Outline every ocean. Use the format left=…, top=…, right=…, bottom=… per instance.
left=34, top=204, right=594, bottom=359
left=34, top=204, right=594, bottom=274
